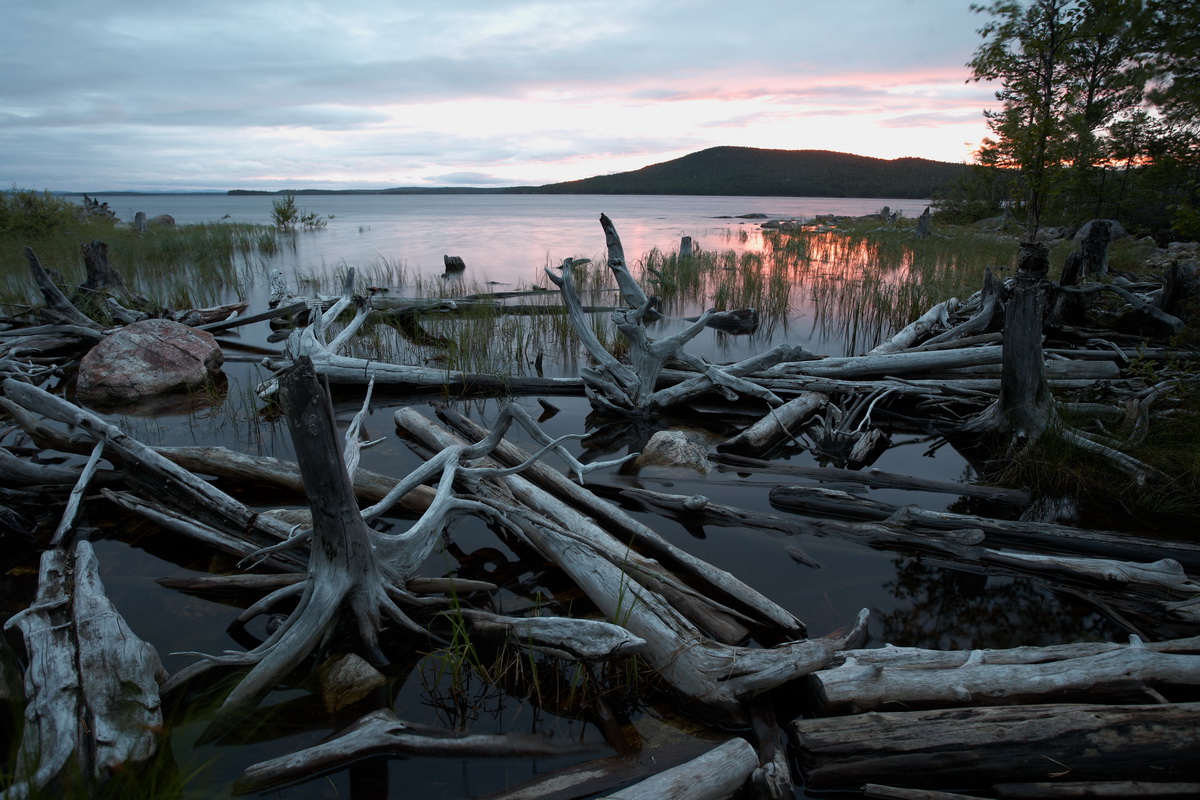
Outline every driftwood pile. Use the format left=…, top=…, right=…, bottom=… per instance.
left=2, top=215, right=1199, bottom=798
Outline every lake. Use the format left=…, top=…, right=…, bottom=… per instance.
left=87, top=192, right=932, bottom=286
left=18, top=194, right=1129, bottom=798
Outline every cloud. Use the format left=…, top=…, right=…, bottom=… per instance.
left=426, top=171, right=513, bottom=186
left=1, top=0, right=996, bottom=190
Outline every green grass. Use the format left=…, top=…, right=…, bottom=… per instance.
left=770, top=222, right=1020, bottom=353
left=2, top=215, right=278, bottom=313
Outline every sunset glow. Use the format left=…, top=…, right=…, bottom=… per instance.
left=1, top=1, right=997, bottom=191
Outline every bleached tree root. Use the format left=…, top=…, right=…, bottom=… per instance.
left=394, top=406, right=868, bottom=728
left=3, top=541, right=164, bottom=799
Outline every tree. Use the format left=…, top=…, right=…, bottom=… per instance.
left=967, top=0, right=1199, bottom=239
left=970, top=1, right=1082, bottom=238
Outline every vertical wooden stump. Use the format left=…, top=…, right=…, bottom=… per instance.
left=997, top=242, right=1052, bottom=438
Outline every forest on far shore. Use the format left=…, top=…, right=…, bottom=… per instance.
left=227, top=147, right=971, bottom=200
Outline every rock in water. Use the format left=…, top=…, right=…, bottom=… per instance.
left=77, top=319, right=223, bottom=404
left=635, top=430, right=712, bottom=474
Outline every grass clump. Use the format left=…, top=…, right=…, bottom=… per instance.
left=271, top=192, right=328, bottom=231
left=1, top=189, right=279, bottom=312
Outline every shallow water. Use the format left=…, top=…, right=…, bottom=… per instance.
left=6, top=195, right=1131, bottom=798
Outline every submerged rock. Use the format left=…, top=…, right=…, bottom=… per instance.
left=77, top=319, right=223, bottom=404
left=319, top=653, right=386, bottom=713
left=635, top=430, right=712, bottom=474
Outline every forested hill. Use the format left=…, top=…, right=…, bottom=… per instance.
left=521, top=147, right=971, bottom=198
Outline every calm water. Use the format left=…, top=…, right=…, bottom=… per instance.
left=33, top=194, right=1127, bottom=798
left=88, top=193, right=933, bottom=286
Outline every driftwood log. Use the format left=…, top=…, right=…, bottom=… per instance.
left=791, top=702, right=1200, bottom=791
left=809, top=635, right=1200, bottom=714
left=3, top=541, right=164, bottom=798
left=393, top=406, right=869, bottom=728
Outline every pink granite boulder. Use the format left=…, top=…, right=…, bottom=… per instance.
left=77, top=318, right=224, bottom=404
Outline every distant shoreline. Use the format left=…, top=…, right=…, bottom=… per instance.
left=51, top=146, right=970, bottom=199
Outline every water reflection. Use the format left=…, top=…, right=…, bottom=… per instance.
left=875, top=557, right=1126, bottom=650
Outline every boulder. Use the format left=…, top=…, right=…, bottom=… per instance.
left=1034, top=226, right=1069, bottom=242
left=635, top=430, right=712, bottom=474
left=149, top=214, right=176, bottom=227
left=76, top=319, right=223, bottom=404
left=318, top=653, right=386, bottom=713
left=1074, top=219, right=1129, bottom=242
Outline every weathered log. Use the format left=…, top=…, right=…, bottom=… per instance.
left=962, top=243, right=1053, bottom=440
left=195, top=299, right=308, bottom=333
left=767, top=486, right=1200, bottom=569
left=748, top=699, right=792, bottom=799
left=869, top=298, right=959, bottom=355
left=460, top=610, right=647, bottom=661
left=865, top=787, right=982, bottom=800
left=3, top=541, right=163, bottom=797
left=232, top=708, right=596, bottom=795
left=980, top=551, right=1200, bottom=625
left=624, top=487, right=984, bottom=560
left=1, top=379, right=303, bottom=555
left=1061, top=282, right=1186, bottom=336
left=717, top=391, right=829, bottom=457
left=0, top=443, right=118, bottom=489
left=193, top=355, right=422, bottom=720
left=395, top=407, right=868, bottom=727
left=433, top=405, right=807, bottom=637
left=0, top=394, right=435, bottom=513
left=1079, top=219, right=1112, bottom=277
left=713, top=453, right=1030, bottom=503
left=599, top=212, right=661, bottom=317
left=829, top=635, right=1200, bottom=669
left=79, top=240, right=139, bottom=301
left=24, top=247, right=103, bottom=329
left=994, top=780, right=1200, bottom=798
left=473, top=741, right=717, bottom=800
left=810, top=636, right=1200, bottom=714
left=912, top=206, right=934, bottom=238
left=257, top=270, right=583, bottom=398
left=103, top=489, right=308, bottom=573
left=791, top=702, right=1200, bottom=791
left=601, top=738, right=757, bottom=800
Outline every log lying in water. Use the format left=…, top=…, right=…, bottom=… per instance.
left=433, top=405, right=808, bottom=638
left=717, top=391, right=828, bottom=457
left=257, top=268, right=583, bottom=398
left=713, top=452, right=1030, bottom=504
left=992, top=780, right=1200, bottom=798
left=601, top=737, right=757, bottom=800
left=768, top=485, right=1200, bottom=569
left=809, top=635, right=1200, bottom=715
left=790, top=701, right=1200, bottom=791
left=233, top=709, right=597, bottom=795
left=3, top=541, right=164, bottom=797
left=394, top=406, right=868, bottom=727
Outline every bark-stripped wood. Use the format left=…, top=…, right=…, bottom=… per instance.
left=233, top=709, right=597, bottom=795
left=3, top=541, right=163, bottom=798
left=791, top=702, right=1200, bottom=791
left=810, top=636, right=1200, bottom=714
left=600, top=738, right=757, bottom=800
left=394, top=406, right=867, bottom=727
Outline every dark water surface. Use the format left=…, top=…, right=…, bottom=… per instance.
left=20, top=195, right=1128, bottom=798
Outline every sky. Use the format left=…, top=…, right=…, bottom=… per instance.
left=1, top=0, right=1000, bottom=192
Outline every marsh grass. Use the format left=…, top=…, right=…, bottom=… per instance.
left=1, top=218, right=278, bottom=312
left=767, top=223, right=1020, bottom=353
left=643, top=247, right=794, bottom=321
left=418, top=611, right=648, bottom=733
